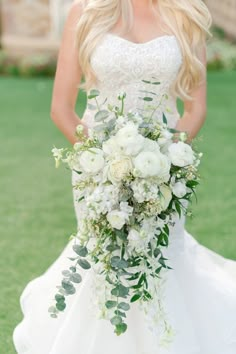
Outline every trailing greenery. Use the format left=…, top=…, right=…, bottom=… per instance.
left=0, top=72, right=235, bottom=352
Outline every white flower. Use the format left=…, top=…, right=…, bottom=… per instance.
left=107, top=210, right=126, bottom=230
left=159, top=184, right=172, bottom=210
left=131, top=178, right=160, bottom=203
left=102, top=136, right=121, bottom=156
left=106, top=156, right=133, bottom=184
left=133, top=151, right=162, bottom=178
left=168, top=141, right=194, bottom=167
left=143, top=138, right=160, bottom=154
left=172, top=181, right=187, bottom=198
left=158, top=130, right=173, bottom=146
left=52, top=147, right=64, bottom=168
left=116, top=123, right=144, bottom=156
left=157, top=154, right=171, bottom=183
left=79, top=148, right=105, bottom=174
left=76, top=124, right=84, bottom=135
left=120, top=202, right=133, bottom=218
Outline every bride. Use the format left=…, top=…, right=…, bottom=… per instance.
left=13, top=0, right=236, bottom=353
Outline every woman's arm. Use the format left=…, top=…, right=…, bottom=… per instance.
left=50, top=1, right=87, bottom=145
left=174, top=46, right=207, bottom=144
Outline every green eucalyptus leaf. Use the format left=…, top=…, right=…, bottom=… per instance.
left=56, top=301, right=66, bottom=311
left=114, top=309, right=126, bottom=318
left=105, top=300, right=117, bottom=309
left=87, top=89, right=100, bottom=99
left=110, top=316, right=123, bottom=326
left=62, top=270, right=71, bottom=277
left=94, top=110, right=109, bottom=122
left=55, top=294, right=65, bottom=302
left=70, top=273, right=82, bottom=283
left=117, top=302, right=130, bottom=311
left=111, top=284, right=129, bottom=298
left=78, top=258, right=91, bottom=270
left=115, top=323, right=127, bottom=335
left=73, top=244, right=88, bottom=257
left=61, top=279, right=76, bottom=295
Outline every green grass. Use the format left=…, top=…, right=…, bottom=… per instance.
left=0, top=72, right=235, bottom=353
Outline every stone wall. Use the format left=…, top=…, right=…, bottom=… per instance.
left=206, top=0, right=236, bottom=39
left=0, top=0, right=73, bottom=57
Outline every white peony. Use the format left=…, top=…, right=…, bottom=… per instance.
left=107, top=210, right=126, bottom=230
left=168, top=142, right=194, bottom=167
left=106, top=156, right=133, bottom=184
left=172, top=181, right=187, bottom=198
left=133, top=151, right=162, bottom=178
left=159, top=184, right=172, bottom=210
left=116, top=123, right=144, bottom=156
left=79, top=148, right=105, bottom=174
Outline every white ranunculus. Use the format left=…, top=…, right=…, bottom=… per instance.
left=159, top=184, right=172, bottom=210
left=168, top=141, right=194, bottom=167
left=79, top=148, right=105, bottom=174
left=102, top=136, right=121, bottom=156
left=157, top=153, right=171, bottom=182
left=107, top=156, right=133, bottom=184
left=158, top=130, right=173, bottom=146
left=133, top=151, right=162, bottom=178
left=172, top=181, right=187, bottom=198
left=116, top=123, right=144, bottom=156
left=143, top=138, right=160, bottom=154
left=107, top=210, right=126, bottom=230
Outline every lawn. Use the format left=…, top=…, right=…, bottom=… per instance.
left=0, top=71, right=235, bottom=353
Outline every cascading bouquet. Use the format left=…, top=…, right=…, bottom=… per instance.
left=49, top=81, right=202, bottom=337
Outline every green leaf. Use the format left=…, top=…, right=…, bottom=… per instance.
left=62, top=270, right=71, bottom=277
left=56, top=301, right=66, bottom=311
left=105, top=300, right=117, bottom=309
left=61, top=279, right=76, bottom=295
left=155, top=266, right=162, bottom=275
left=110, top=316, right=123, bottom=326
left=69, top=266, right=77, bottom=273
left=130, top=293, right=142, bottom=302
left=117, top=302, right=130, bottom=311
left=73, top=244, right=88, bottom=257
left=48, top=306, right=57, bottom=314
left=78, top=258, right=91, bottom=270
left=70, top=273, right=82, bottom=283
left=154, top=248, right=161, bottom=258
left=114, top=310, right=126, bottom=318
left=115, top=229, right=127, bottom=241
left=55, top=294, right=65, bottom=302
left=174, top=201, right=182, bottom=218
left=94, top=110, right=109, bottom=122
left=87, top=89, right=100, bottom=99
left=143, top=97, right=153, bottom=101
left=111, top=256, right=129, bottom=269
left=106, top=244, right=120, bottom=252
left=162, top=113, right=168, bottom=124
left=111, top=284, right=129, bottom=298
left=115, top=323, right=127, bottom=335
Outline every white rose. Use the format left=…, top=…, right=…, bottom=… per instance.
left=116, top=123, right=144, bottom=156
left=79, top=148, right=105, bottom=174
left=172, top=181, right=187, bottom=198
left=107, top=156, right=133, bottom=184
left=168, top=141, right=194, bottom=167
left=159, top=184, right=172, bottom=210
left=107, top=210, right=126, bottom=230
left=133, top=151, right=162, bottom=177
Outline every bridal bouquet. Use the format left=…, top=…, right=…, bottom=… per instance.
left=49, top=82, right=202, bottom=337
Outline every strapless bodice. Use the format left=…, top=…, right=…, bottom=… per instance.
left=82, top=33, right=183, bottom=129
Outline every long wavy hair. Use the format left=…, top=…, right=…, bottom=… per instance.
left=75, top=0, right=212, bottom=100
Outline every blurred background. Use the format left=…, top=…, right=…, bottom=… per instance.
left=0, top=1, right=235, bottom=353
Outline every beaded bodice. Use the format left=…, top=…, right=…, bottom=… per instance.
left=82, top=33, right=183, bottom=129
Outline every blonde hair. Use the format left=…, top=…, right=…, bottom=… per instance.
left=75, top=0, right=212, bottom=100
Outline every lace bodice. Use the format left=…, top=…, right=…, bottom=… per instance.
left=82, top=33, right=183, bottom=129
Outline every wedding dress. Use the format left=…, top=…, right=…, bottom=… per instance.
left=13, top=33, right=236, bottom=354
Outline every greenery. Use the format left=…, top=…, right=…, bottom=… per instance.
left=0, top=72, right=236, bottom=352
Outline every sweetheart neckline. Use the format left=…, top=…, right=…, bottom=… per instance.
left=105, top=33, right=176, bottom=46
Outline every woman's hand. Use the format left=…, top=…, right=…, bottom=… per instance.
left=50, top=1, right=85, bottom=145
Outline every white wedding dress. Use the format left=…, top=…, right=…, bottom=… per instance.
left=13, top=33, right=236, bottom=354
